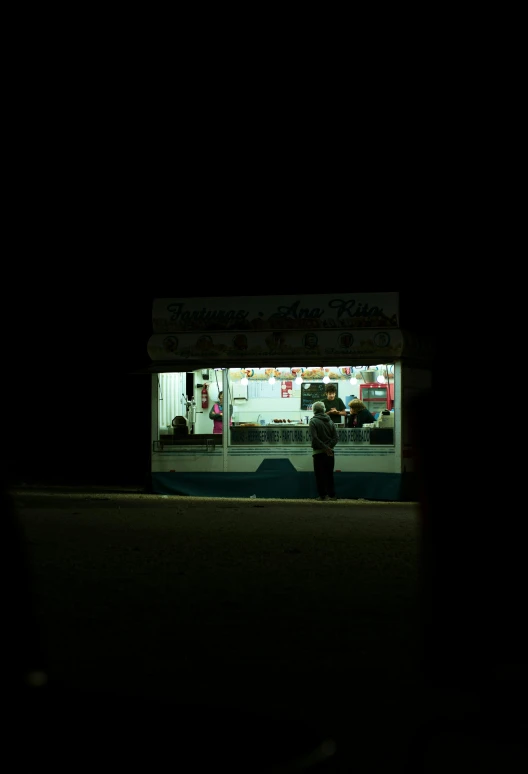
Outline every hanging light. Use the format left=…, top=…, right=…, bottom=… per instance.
left=377, top=374, right=386, bottom=383
left=293, top=367, right=304, bottom=385
left=349, top=376, right=358, bottom=385
left=240, top=375, right=248, bottom=386
left=268, top=368, right=277, bottom=384
left=322, top=370, right=330, bottom=384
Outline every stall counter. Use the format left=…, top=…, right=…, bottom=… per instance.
left=230, top=425, right=391, bottom=445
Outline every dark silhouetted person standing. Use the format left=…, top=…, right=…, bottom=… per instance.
left=309, top=400, right=338, bottom=501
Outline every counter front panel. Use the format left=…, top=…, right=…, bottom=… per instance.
left=230, top=426, right=390, bottom=445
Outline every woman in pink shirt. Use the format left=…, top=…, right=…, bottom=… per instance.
left=209, top=390, right=232, bottom=434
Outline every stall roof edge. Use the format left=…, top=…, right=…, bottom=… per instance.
left=130, top=358, right=417, bottom=375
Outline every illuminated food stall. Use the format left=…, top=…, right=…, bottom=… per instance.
left=144, top=294, right=432, bottom=500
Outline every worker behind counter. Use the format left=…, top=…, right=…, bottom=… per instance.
left=209, top=390, right=233, bottom=434
left=323, top=385, right=347, bottom=424
left=346, top=398, right=376, bottom=428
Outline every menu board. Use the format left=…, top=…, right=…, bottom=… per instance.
left=300, top=382, right=327, bottom=410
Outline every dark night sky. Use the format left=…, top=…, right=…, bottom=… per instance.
left=5, top=289, right=433, bottom=488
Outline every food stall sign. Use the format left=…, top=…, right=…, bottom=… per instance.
left=147, top=328, right=404, bottom=362
left=152, top=294, right=399, bottom=334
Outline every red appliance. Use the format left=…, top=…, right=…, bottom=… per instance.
left=359, top=384, right=392, bottom=415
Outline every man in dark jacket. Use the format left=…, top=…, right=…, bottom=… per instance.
left=309, top=401, right=339, bottom=501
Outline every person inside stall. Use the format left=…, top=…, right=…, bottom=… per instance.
left=171, top=416, right=189, bottom=437
left=346, top=398, right=376, bottom=428
left=323, top=385, right=347, bottom=424
left=209, top=391, right=233, bottom=434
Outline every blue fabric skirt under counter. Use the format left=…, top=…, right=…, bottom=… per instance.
left=150, top=460, right=418, bottom=501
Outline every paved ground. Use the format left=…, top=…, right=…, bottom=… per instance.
left=8, top=487, right=527, bottom=771
left=8, top=487, right=426, bottom=770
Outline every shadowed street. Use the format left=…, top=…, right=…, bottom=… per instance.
left=10, top=489, right=424, bottom=770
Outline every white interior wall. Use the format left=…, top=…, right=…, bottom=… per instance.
left=180, top=366, right=395, bottom=434
left=198, top=367, right=392, bottom=427
left=229, top=370, right=357, bottom=423
left=158, top=373, right=186, bottom=432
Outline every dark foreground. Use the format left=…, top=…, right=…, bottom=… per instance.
left=5, top=488, right=527, bottom=772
